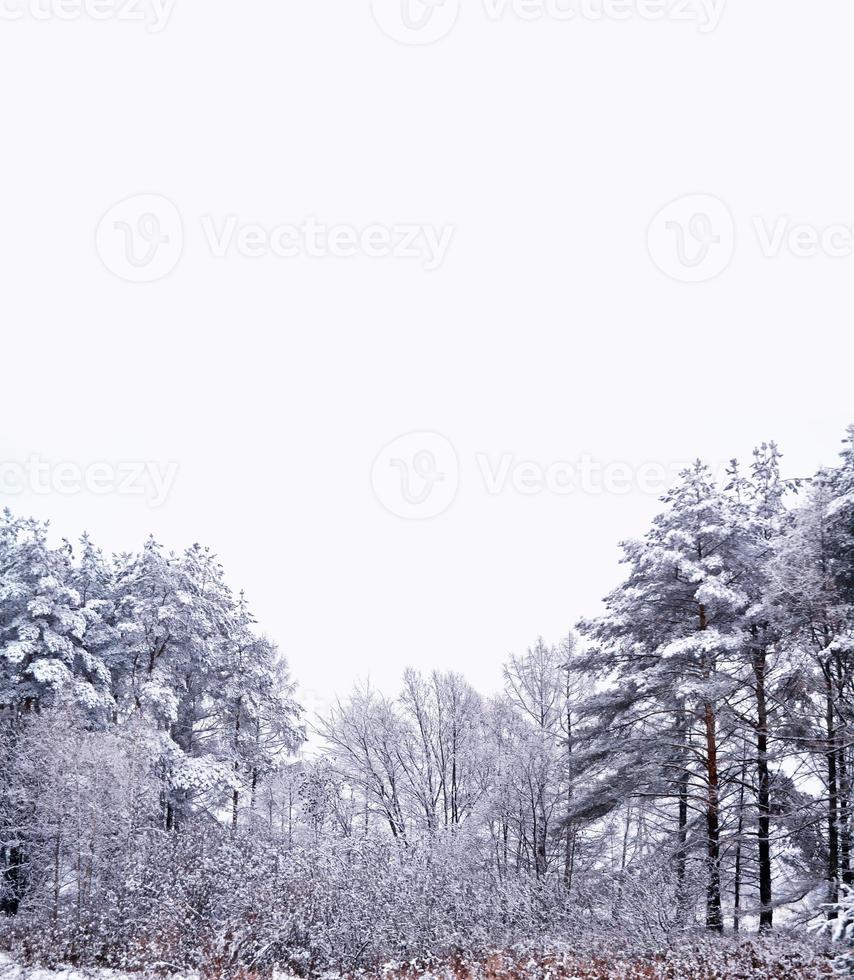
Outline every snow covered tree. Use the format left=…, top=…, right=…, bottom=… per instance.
left=768, top=440, right=854, bottom=914
left=580, top=462, right=754, bottom=930
left=0, top=512, right=109, bottom=719
left=217, top=593, right=303, bottom=830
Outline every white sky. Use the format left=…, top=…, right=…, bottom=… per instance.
left=1, top=0, right=852, bottom=725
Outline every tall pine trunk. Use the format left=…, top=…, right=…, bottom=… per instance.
left=700, top=604, right=724, bottom=933
left=703, top=700, right=723, bottom=932
left=733, top=746, right=747, bottom=932
left=752, top=638, right=773, bottom=931
left=836, top=653, right=852, bottom=886
left=674, top=708, right=689, bottom=921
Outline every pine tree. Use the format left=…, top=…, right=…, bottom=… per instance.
left=580, top=462, right=753, bottom=930
left=0, top=512, right=108, bottom=717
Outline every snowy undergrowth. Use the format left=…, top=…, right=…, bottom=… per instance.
left=1, top=938, right=838, bottom=980
left=351, top=939, right=837, bottom=979
left=0, top=954, right=190, bottom=980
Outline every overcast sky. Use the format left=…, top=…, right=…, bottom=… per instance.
left=2, top=0, right=852, bottom=721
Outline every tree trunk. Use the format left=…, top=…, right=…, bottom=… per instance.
left=565, top=692, right=575, bottom=888
left=827, top=669, right=840, bottom=914
left=700, top=604, right=723, bottom=933
left=249, top=767, right=258, bottom=834
left=565, top=826, right=577, bottom=892
left=753, top=640, right=773, bottom=932
left=733, top=748, right=747, bottom=933
left=703, top=700, right=724, bottom=932
left=674, top=708, right=689, bottom=920
left=614, top=804, right=632, bottom=918
left=53, top=834, right=61, bottom=923
left=836, top=653, right=852, bottom=885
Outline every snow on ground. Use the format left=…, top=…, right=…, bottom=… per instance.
left=0, top=956, right=306, bottom=980
left=0, top=955, right=194, bottom=980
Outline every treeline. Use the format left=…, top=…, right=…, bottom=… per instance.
left=2, top=427, right=854, bottom=975
left=577, top=433, right=854, bottom=934
left=0, top=515, right=302, bottom=916
left=313, top=432, right=854, bottom=939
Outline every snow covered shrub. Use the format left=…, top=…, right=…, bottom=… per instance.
left=599, top=864, right=686, bottom=950
left=824, top=885, right=854, bottom=976
left=0, top=707, right=162, bottom=957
